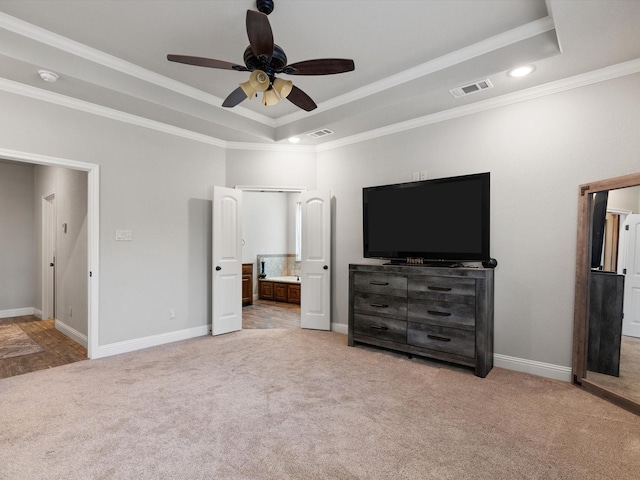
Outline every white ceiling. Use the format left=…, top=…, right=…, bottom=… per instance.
left=1, top=0, right=640, bottom=147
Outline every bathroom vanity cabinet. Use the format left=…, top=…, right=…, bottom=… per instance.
left=259, top=279, right=300, bottom=305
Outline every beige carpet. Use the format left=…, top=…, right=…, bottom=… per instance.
left=0, top=324, right=43, bottom=360
left=587, top=335, right=640, bottom=404
left=1, top=329, right=639, bottom=480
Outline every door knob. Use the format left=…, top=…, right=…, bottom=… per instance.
left=215, top=266, right=221, bottom=271
left=323, top=265, right=328, bottom=270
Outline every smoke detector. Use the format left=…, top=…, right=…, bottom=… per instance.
left=38, top=70, right=59, bottom=83
left=449, top=79, right=493, bottom=98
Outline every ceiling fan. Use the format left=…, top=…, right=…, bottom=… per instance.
left=167, top=0, right=355, bottom=111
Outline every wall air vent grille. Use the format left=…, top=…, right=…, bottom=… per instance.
left=307, top=128, right=334, bottom=138
left=449, top=79, right=493, bottom=98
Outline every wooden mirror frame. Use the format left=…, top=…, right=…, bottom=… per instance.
left=572, top=172, right=640, bottom=415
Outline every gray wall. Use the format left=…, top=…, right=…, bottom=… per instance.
left=1, top=70, right=639, bottom=372
left=0, top=90, right=226, bottom=345
left=316, top=73, right=640, bottom=369
left=0, top=160, right=35, bottom=312
left=33, top=165, right=88, bottom=335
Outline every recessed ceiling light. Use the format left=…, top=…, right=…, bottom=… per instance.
left=38, top=70, right=59, bottom=83
left=288, top=136, right=301, bottom=144
left=508, top=65, right=535, bottom=78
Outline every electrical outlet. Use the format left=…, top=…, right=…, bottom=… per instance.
left=412, top=171, right=420, bottom=181
left=169, top=309, right=176, bottom=320
left=420, top=170, right=428, bottom=180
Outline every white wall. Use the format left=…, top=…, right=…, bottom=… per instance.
left=317, top=72, right=640, bottom=369
left=0, top=90, right=226, bottom=346
left=0, top=160, right=35, bottom=312
left=608, top=185, right=640, bottom=213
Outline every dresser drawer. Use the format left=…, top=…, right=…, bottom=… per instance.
left=353, top=313, right=407, bottom=344
left=408, top=299, right=475, bottom=330
left=407, top=322, right=475, bottom=358
left=408, top=276, right=475, bottom=304
left=353, top=272, right=407, bottom=297
left=353, top=292, right=407, bottom=318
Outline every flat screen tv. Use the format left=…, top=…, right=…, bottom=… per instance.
left=363, top=172, right=490, bottom=263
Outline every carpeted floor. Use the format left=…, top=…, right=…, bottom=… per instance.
left=1, top=328, right=639, bottom=479
left=587, top=335, right=640, bottom=404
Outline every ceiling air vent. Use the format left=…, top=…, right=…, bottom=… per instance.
left=307, top=128, right=334, bottom=139
left=449, top=79, right=493, bottom=98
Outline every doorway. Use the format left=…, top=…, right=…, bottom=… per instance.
left=242, top=190, right=302, bottom=329
left=42, top=192, right=56, bottom=320
left=211, top=186, right=332, bottom=334
left=0, top=147, right=99, bottom=359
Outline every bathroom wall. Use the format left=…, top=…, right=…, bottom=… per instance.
left=242, top=191, right=300, bottom=294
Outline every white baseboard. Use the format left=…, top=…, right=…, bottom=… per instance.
left=94, top=324, right=209, bottom=359
left=494, top=353, right=571, bottom=382
left=33, top=309, right=43, bottom=319
left=331, top=322, right=348, bottom=335
left=55, top=319, right=88, bottom=348
left=0, top=307, right=34, bottom=319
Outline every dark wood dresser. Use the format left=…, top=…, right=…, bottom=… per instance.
left=348, top=264, right=494, bottom=377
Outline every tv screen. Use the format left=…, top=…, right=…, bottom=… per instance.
left=363, top=172, right=490, bottom=262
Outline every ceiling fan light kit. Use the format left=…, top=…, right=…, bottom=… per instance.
left=167, top=1, right=354, bottom=111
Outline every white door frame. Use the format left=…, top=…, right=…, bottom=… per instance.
left=0, top=148, right=100, bottom=359
left=42, top=191, right=56, bottom=320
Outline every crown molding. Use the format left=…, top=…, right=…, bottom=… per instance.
left=0, top=77, right=228, bottom=148
left=0, top=11, right=275, bottom=127
left=316, top=58, right=640, bottom=152
left=2, top=54, right=639, bottom=156
left=275, top=16, right=556, bottom=128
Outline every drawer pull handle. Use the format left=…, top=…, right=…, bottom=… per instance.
left=370, top=324, right=389, bottom=330
left=428, top=286, right=452, bottom=292
left=427, top=310, right=451, bottom=317
left=370, top=281, right=389, bottom=286
left=370, top=303, right=389, bottom=308
left=427, top=334, right=451, bottom=342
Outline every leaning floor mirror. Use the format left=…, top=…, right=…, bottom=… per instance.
left=573, top=172, right=640, bottom=415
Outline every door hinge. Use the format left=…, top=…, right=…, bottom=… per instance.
left=89, top=271, right=92, bottom=277
left=626, top=224, right=630, bottom=231
left=623, top=268, right=627, bottom=275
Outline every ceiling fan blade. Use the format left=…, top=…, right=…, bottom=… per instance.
left=246, top=10, right=273, bottom=60
left=222, top=86, right=248, bottom=108
left=286, top=85, right=317, bottom=112
left=167, top=54, right=248, bottom=71
left=284, top=59, right=355, bottom=76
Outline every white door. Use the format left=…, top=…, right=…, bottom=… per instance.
left=212, top=186, right=243, bottom=335
left=300, top=190, right=331, bottom=330
left=622, top=214, right=640, bottom=338
left=42, top=193, right=56, bottom=320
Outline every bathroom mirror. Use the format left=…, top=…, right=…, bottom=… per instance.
left=573, top=172, right=640, bottom=415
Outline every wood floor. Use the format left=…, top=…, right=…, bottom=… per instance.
left=0, top=301, right=297, bottom=379
left=242, top=299, right=301, bottom=329
left=0, top=315, right=87, bottom=379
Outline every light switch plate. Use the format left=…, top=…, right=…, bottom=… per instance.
left=116, top=229, right=133, bottom=241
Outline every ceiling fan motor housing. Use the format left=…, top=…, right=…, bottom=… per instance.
left=256, top=0, right=274, bottom=15
left=243, top=44, right=287, bottom=80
